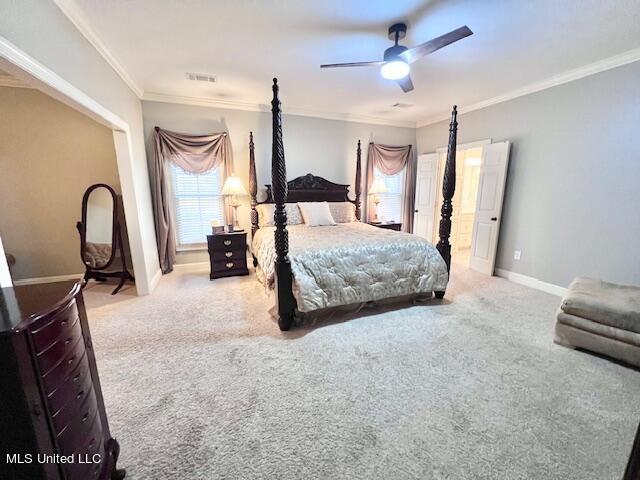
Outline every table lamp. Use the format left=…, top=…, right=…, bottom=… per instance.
left=368, top=178, right=388, bottom=224
left=221, top=175, right=247, bottom=231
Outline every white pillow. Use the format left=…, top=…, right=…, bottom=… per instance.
left=328, top=202, right=356, bottom=223
left=257, top=203, right=303, bottom=227
left=297, top=202, right=336, bottom=227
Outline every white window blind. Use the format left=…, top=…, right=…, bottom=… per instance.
left=170, top=163, right=224, bottom=247
left=373, top=167, right=405, bottom=223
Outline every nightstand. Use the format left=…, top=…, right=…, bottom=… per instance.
left=207, top=231, right=249, bottom=279
left=369, top=222, right=402, bottom=231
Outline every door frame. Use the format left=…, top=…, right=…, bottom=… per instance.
left=0, top=36, right=158, bottom=294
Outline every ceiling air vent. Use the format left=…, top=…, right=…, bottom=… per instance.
left=186, top=72, right=217, bottom=83
left=392, top=102, right=413, bottom=108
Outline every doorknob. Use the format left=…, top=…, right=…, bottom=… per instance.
left=491, top=217, right=498, bottom=221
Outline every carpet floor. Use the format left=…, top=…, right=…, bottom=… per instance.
left=83, top=264, right=640, bottom=479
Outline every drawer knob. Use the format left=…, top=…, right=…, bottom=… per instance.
left=225, top=251, right=233, bottom=258
left=67, top=356, right=75, bottom=365
left=65, top=337, right=72, bottom=345
left=223, top=240, right=232, bottom=246
left=81, top=412, right=89, bottom=422
left=73, top=373, right=81, bottom=382
left=77, top=390, right=84, bottom=399
left=226, top=262, right=234, bottom=269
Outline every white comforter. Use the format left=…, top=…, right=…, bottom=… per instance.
left=252, top=222, right=448, bottom=312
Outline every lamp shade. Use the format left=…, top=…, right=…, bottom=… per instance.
left=369, top=178, right=388, bottom=195
left=221, top=175, right=247, bottom=196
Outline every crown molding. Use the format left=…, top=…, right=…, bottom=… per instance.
left=0, top=73, right=33, bottom=89
left=142, top=92, right=418, bottom=128
left=416, top=46, right=640, bottom=128
left=54, top=0, right=144, bottom=98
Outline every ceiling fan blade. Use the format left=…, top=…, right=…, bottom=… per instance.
left=396, top=75, right=414, bottom=93
left=320, top=61, right=384, bottom=69
left=399, top=26, right=473, bottom=64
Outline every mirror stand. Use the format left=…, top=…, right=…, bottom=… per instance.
left=77, top=184, right=135, bottom=295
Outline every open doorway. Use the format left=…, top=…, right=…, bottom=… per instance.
left=436, top=146, right=483, bottom=268
left=0, top=41, right=158, bottom=294
left=414, top=140, right=511, bottom=275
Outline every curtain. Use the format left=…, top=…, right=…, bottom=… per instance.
left=151, top=127, right=234, bottom=273
left=364, top=143, right=417, bottom=233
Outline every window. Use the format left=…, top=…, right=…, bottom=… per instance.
left=170, top=163, right=224, bottom=247
left=373, top=167, right=405, bottom=223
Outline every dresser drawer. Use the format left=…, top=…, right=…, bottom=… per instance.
left=41, top=334, right=87, bottom=394
left=208, top=234, right=246, bottom=250
left=50, top=361, right=94, bottom=434
left=30, top=300, right=78, bottom=352
left=47, top=351, right=90, bottom=419
left=211, top=248, right=246, bottom=261
left=35, top=315, right=83, bottom=376
left=56, top=385, right=102, bottom=454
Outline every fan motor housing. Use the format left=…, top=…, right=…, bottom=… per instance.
left=384, top=44, right=408, bottom=62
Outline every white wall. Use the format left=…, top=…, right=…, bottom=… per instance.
left=0, top=0, right=160, bottom=293
left=142, top=100, right=417, bottom=264
left=417, top=61, right=640, bottom=288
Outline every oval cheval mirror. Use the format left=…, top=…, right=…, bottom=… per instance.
left=77, top=184, right=134, bottom=294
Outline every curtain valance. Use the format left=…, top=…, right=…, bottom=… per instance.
left=364, top=142, right=417, bottom=233
left=151, top=127, right=234, bottom=273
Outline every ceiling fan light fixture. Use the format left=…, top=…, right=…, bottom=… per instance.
left=380, top=60, right=410, bottom=80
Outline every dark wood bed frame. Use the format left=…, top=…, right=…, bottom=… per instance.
left=249, top=78, right=458, bottom=331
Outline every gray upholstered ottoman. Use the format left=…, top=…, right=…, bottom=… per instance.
left=554, top=277, right=640, bottom=367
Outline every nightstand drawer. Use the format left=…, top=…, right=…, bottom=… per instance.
left=210, top=248, right=245, bottom=261
left=208, top=234, right=245, bottom=250
left=211, top=259, right=246, bottom=272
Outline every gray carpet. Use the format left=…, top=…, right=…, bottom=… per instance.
left=83, top=264, right=640, bottom=479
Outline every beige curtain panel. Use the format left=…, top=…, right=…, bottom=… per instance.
left=151, top=127, right=234, bottom=273
left=364, top=142, right=417, bottom=232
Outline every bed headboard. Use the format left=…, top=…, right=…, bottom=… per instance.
left=263, top=174, right=352, bottom=203
left=248, top=130, right=362, bottom=236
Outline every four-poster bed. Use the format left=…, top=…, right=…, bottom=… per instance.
left=250, top=78, right=458, bottom=331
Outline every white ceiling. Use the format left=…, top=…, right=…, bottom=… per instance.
left=65, top=0, right=640, bottom=126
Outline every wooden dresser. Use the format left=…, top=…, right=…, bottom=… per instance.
left=0, top=281, right=125, bottom=480
left=207, top=231, right=249, bottom=279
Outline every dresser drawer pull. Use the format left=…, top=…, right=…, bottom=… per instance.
left=73, top=372, right=81, bottom=382
left=60, top=320, right=67, bottom=327
left=223, top=240, right=232, bottom=246
left=81, top=412, right=89, bottom=423
left=67, top=356, right=76, bottom=365
left=77, top=390, right=84, bottom=399
left=226, top=262, right=234, bottom=269
left=225, top=251, right=233, bottom=258
left=64, top=337, right=72, bottom=345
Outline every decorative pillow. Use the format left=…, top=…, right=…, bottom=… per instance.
left=328, top=202, right=356, bottom=223
left=257, top=203, right=303, bottom=227
left=297, top=202, right=336, bottom=227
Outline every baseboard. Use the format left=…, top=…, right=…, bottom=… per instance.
left=148, top=267, right=163, bottom=293
left=13, top=273, right=84, bottom=286
left=494, top=268, right=567, bottom=297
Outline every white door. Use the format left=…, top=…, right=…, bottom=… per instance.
left=413, top=153, right=438, bottom=241
left=469, top=141, right=511, bottom=275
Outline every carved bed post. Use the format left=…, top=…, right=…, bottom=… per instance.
left=249, top=132, right=258, bottom=237
left=271, top=78, right=296, bottom=331
left=435, top=106, right=458, bottom=298
left=354, top=140, right=362, bottom=221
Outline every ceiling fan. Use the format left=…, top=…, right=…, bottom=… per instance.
left=320, top=23, right=473, bottom=93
